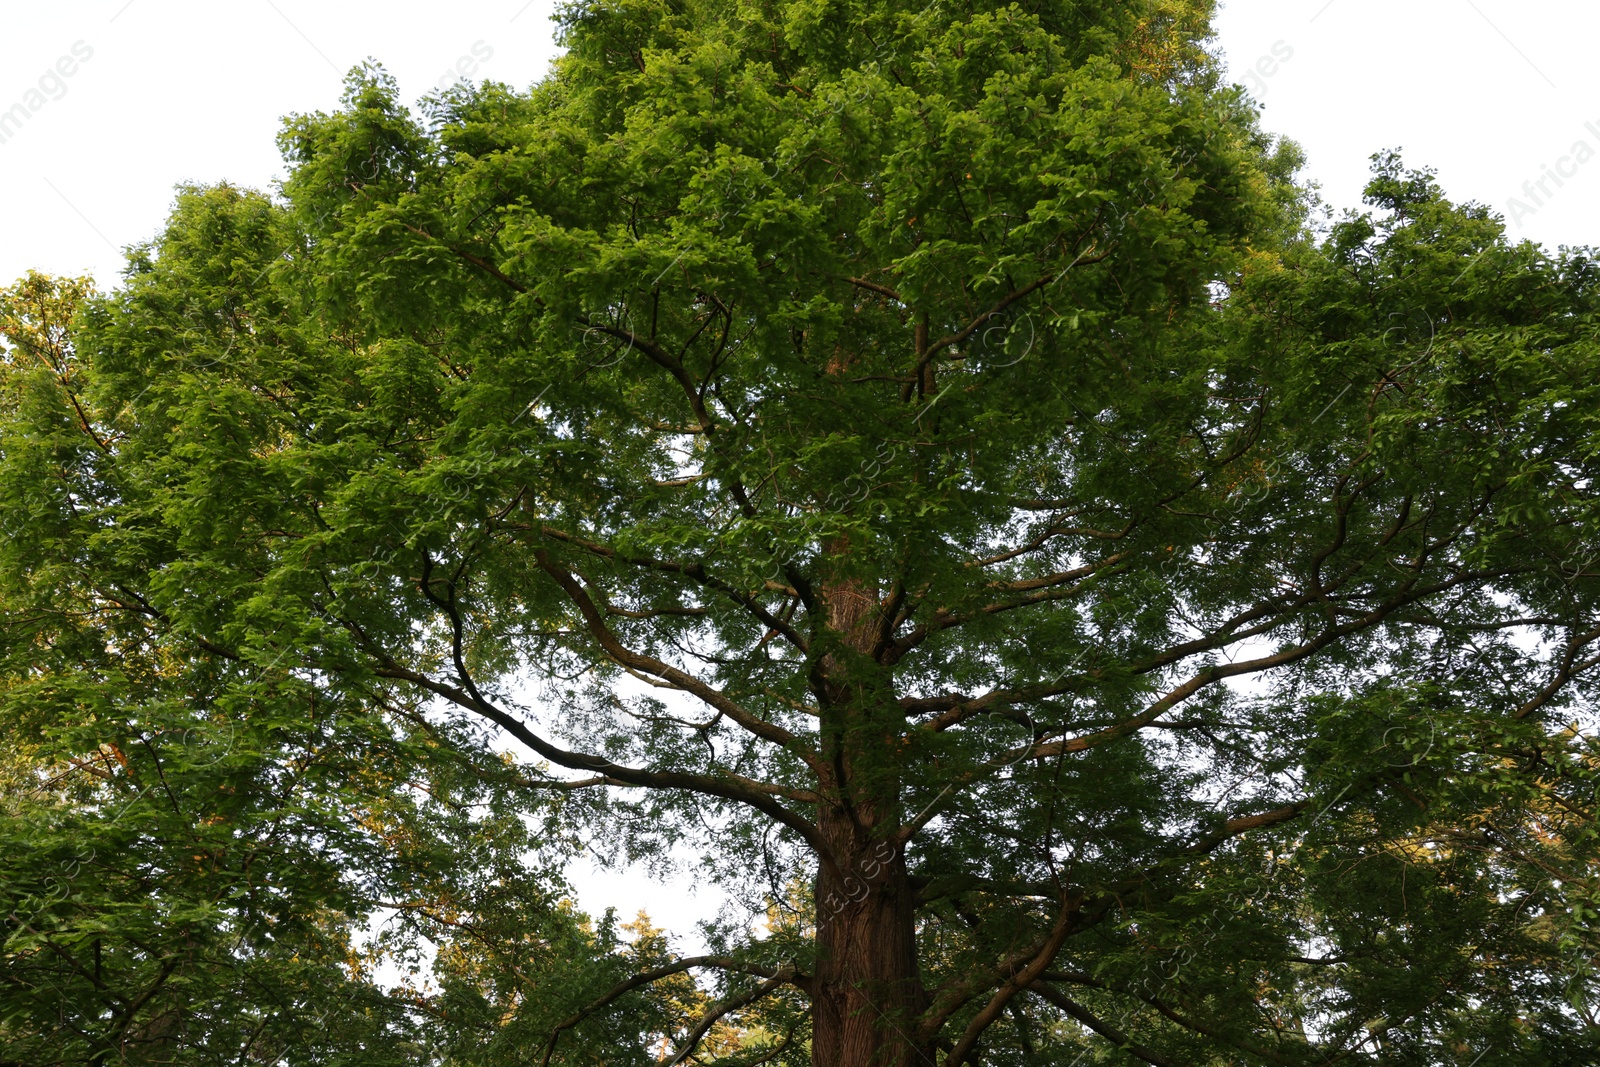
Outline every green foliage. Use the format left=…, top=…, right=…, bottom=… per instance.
left=2, top=0, right=1598, bottom=1064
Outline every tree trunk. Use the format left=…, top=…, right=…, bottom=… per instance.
left=811, top=562, right=933, bottom=1066
left=812, top=813, right=932, bottom=1067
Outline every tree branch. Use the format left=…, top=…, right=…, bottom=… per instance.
left=369, top=659, right=829, bottom=856
left=533, top=525, right=809, bottom=653
left=534, top=550, right=825, bottom=775
left=665, top=966, right=799, bottom=1066
left=539, top=958, right=799, bottom=1067
left=940, top=897, right=1077, bottom=1065
left=1024, top=985, right=1183, bottom=1067
left=847, top=276, right=905, bottom=303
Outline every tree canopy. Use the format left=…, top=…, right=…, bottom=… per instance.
left=3, top=0, right=1599, bottom=1064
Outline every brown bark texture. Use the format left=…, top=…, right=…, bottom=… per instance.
left=809, top=564, right=935, bottom=1067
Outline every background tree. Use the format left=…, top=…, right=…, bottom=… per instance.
left=2, top=0, right=1599, bottom=1065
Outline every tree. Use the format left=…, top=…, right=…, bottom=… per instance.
left=2, top=0, right=1598, bottom=1063
left=0, top=252, right=778, bottom=1067
left=0, top=271, right=415, bottom=1065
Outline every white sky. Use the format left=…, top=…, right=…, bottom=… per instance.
left=1, top=0, right=1595, bottom=292
left=5, top=0, right=1595, bottom=941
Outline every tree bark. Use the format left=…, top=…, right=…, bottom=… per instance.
left=810, top=561, right=933, bottom=1067
left=811, top=815, right=932, bottom=1067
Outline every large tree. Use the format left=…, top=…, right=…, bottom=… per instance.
left=3, top=0, right=1599, bottom=1064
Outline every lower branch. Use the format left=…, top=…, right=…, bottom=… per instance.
left=665, top=966, right=799, bottom=1066
left=1023, top=985, right=1183, bottom=1067
left=940, top=896, right=1076, bottom=1066
left=539, top=958, right=799, bottom=1067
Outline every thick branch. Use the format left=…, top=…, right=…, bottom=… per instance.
left=847, top=276, right=905, bottom=303
left=369, top=660, right=828, bottom=856
left=940, top=898, right=1077, bottom=1066
left=539, top=958, right=797, bottom=1067
left=1184, top=800, right=1312, bottom=855
left=534, top=550, right=825, bottom=775
left=1024, top=985, right=1183, bottom=1067
left=1007, top=570, right=1503, bottom=763
left=1034, top=970, right=1303, bottom=1065
left=533, top=525, right=809, bottom=653
left=665, top=967, right=798, bottom=1066
left=890, top=554, right=1129, bottom=663
left=922, top=248, right=1106, bottom=363
left=1514, top=622, right=1600, bottom=720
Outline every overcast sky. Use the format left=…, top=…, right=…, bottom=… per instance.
left=4, top=0, right=1595, bottom=937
